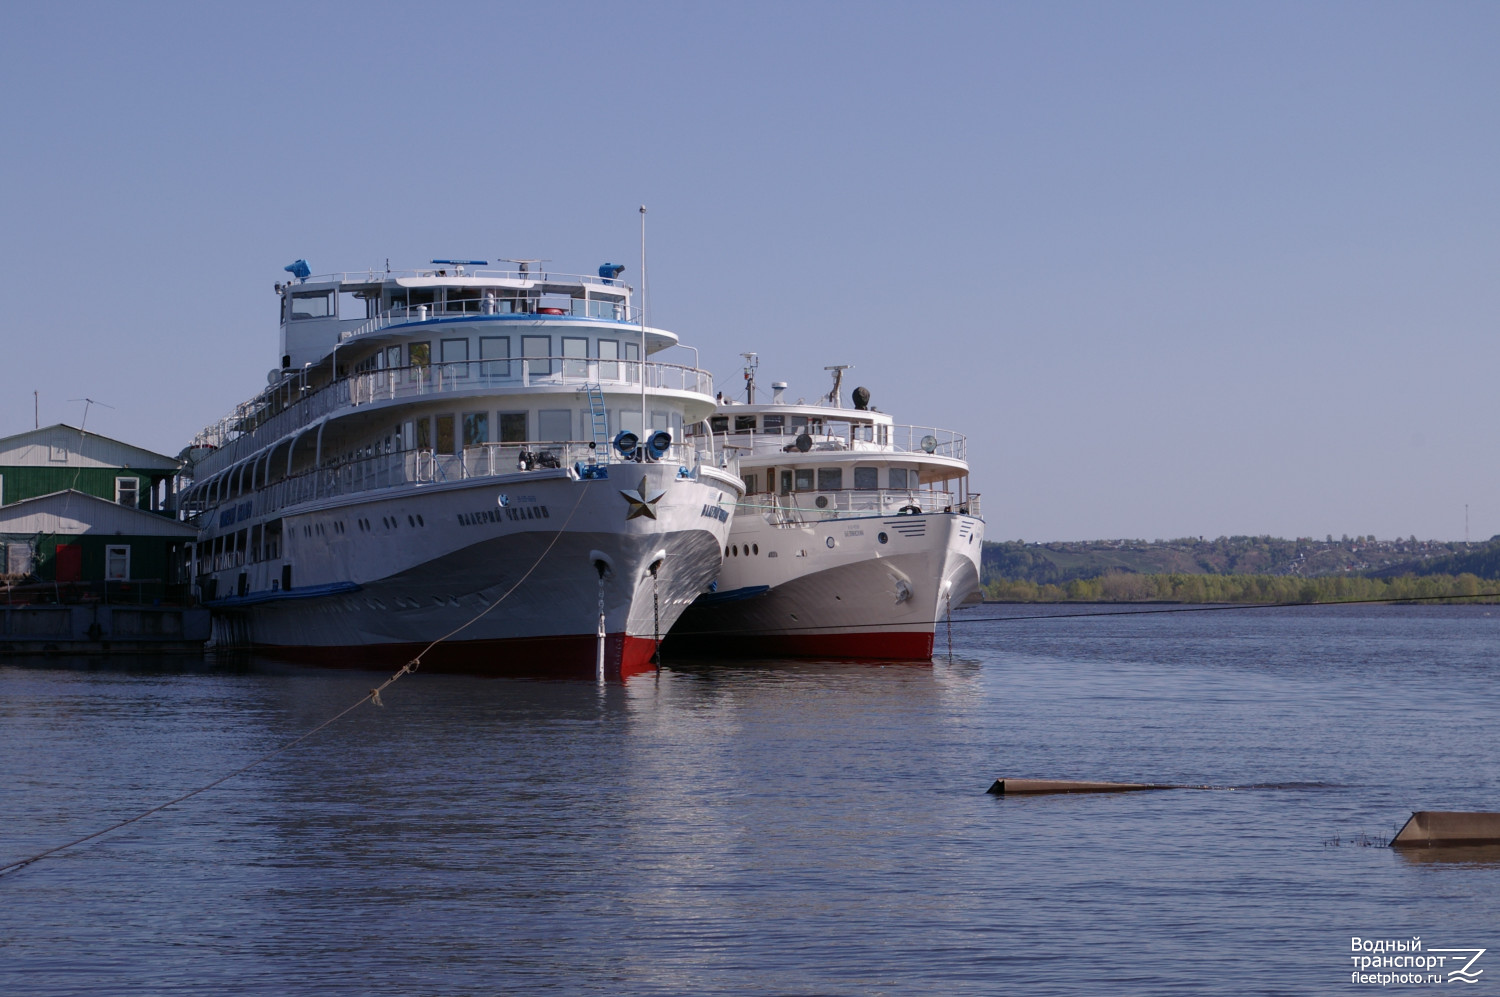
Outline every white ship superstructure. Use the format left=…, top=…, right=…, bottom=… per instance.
left=667, top=364, right=982, bottom=659
left=180, top=259, right=740, bottom=676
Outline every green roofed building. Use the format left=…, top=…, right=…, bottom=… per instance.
left=0, top=425, right=207, bottom=651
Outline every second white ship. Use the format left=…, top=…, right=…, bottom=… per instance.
left=666, top=364, right=983, bottom=659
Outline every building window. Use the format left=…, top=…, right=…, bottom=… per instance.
left=854, top=466, right=879, bottom=490
left=50, top=442, right=68, bottom=462
left=116, top=476, right=140, bottom=508
left=106, top=545, right=131, bottom=582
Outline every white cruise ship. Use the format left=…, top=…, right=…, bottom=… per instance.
left=180, top=258, right=741, bottom=677
left=666, top=363, right=983, bottom=659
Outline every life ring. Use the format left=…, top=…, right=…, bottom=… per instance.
left=538, top=307, right=566, bottom=315
left=899, top=504, right=921, bottom=515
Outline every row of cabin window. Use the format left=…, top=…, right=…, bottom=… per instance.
left=349, top=336, right=640, bottom=379
left=708, top=414, right=887, bottom=443
left=288, top=289, right=627, bottom=323
left=743, top=466, right=915, bottom=494
left=335, top=408, right=679, bottom=462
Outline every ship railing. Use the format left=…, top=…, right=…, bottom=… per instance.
left=191, top=358, right=713, bottom=478
left=301, top=268, right=634, bottom=291
left=739, top=487, right=975, bottom=525
left=195, top=442, right=727, bottom=523
left=343, top=297, right=640, bottom=341
left=693, top=424, right=967, bottom=461
left=346, top=360, right=711, bottom=408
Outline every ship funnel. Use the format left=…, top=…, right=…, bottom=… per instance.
left=771, top=382, right=788, bottom=404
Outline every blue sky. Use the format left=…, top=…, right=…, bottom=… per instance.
left=3, top=1, right=1495, bottom=541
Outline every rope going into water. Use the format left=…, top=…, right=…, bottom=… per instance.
left=667, top=588, right=1500, bottom=639
left=0, top=480, right=596, bottom=880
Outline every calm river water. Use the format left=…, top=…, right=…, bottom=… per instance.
left=2, top=604, right=1498, bottom=995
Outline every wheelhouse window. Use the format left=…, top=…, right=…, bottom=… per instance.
left=115, top=476, right=140, bottom=508
left=817, top=468, right=843, bottom=491
left=762, top=414, right=784, bottom=434
left=290, top=291, right=332, bottom=320
left=480, top=336, right=510, bottom=377
left=889, top=467, right=910, bottom=490
left=854, top=466, right=879, bottom=490
left=734, top=415, right=757, bottom=433
left=523, top=335, right=551, bottom=376
left=709, top=416, right=728, bottom=434
left=743, top=473, right=758, bottom=494
left=794, top=469, right=814, bottom=491
left=441, top=338, right=470, bottom=377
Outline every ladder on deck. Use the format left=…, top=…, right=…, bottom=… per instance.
left=584, top=384, right=609, bottom=459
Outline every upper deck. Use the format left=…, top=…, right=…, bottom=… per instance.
left=277, top=260, right=671, bottom=371
left=188, top=260, right=711, bottom=480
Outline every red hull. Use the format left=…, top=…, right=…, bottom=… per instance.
left=246, top=632, right=662, bottom=680
left=664, top=628, right=935, bottom=661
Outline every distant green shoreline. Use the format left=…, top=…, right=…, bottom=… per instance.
left=982, top=572, right=1500, bottom=605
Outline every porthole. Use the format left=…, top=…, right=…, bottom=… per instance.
left=732, top=545, right=738, bottom=556
left=408, top=516, right=416, bottom=527
left=417, top=515, right=424, bottom=527
left=825, top=536, right=835, bottom=549
left=878, top=532, right=888, bottom=544
left=752, top=544, right=759, bottom=555
left=725, top=546, right=730, bottom=558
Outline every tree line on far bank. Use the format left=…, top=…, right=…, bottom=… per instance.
left=983, top=572, right=1500, bottom=605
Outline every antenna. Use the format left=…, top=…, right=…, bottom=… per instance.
left=741, top=353, right=759, bottom=403
left=67, top=397, right=114, bottom=432
left=639, top=206, right=648, bottom=437
left=498, top=258, right=549, bottom=277
left=823, top=365, right=853, bottom=407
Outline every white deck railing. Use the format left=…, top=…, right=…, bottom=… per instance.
left=192, top=358, right=714, bottom=478
left=702, top=425, right=968, bottom=461
left=185, top=443, right=737, bottom=525
left=735, top=488, right=980, bottom=523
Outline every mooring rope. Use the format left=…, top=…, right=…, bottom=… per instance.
left=0, top=480, right=596, bottom=880
left=667, top=588, right=1500, bottom=640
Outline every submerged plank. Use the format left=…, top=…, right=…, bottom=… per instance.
left=1390, top=811, right=1500, bottom=847
left=986, top=778, right=1173, bottom=796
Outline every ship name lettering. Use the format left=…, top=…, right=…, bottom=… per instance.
left=700, top=504, right=729, bottom=522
